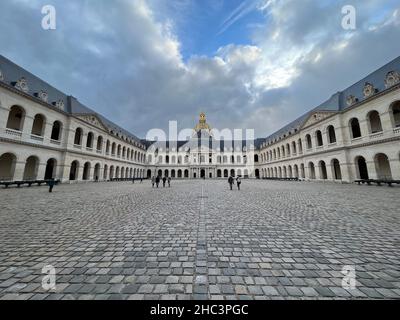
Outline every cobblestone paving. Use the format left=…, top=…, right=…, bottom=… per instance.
left=0, top=180, right=399, bottom=300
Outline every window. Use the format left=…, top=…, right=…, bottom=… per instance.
left=327, top=126, right=336, bottom=144
left=350, top=118, right=362, bottom=139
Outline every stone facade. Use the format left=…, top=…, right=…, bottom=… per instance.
left=1, top=55, right=400, bottom=184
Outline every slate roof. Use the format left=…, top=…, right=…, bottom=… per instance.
left=0, top=54, right=144, bottom=147
left=260, top=55, right=400, bottom=146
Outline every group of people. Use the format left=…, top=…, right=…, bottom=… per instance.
left=228, top=176, right=242, bottom=191
left=151, top=176, right=172, bottom=188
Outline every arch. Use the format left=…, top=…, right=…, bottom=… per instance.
left=327, top=125, right=336, bottom=144
left=292, top=141, right=297, bottom=154
left=184, top=169, right=189, bottom=178
left=0, top=153, right=17, bottom=181
left=51, top=121, right=62, bottom=141
left=283, top=167, right=287, bottom=178
left=331, top=159, right=342, bottom=180
left=306, top=134, right=312, bottom=149
left=319, top=161, right=328, bottom=180
left=367, top=110, right=383, bottom=134
left=6, top=105, right=25, bottom=131
left=350, top=118, right=362, bottom=139
left=288, top=165, right=293, bottom=178
left=122, top=147, right=126, bottom=158
left=83, top=162, right=91, bottom=180
left=389, top=101, right=400, bottom=128
left=74, top=128, right=83, bottom=145
left=308, top=162, right=316, bottom=179
left=121, top=167, right=125, bottom=179
left=177, top=170, right=182, bottom=178
left=224, top=169, right=229, bottom=178
left=375, top=153, right=392, bottom=180
left=316, top=130, right=323, bottom=147
left=147, top=169, right=152, bottom=179
left=217, top=169, right=222, bottom=178
left=93, top=163, right=101, bottom=180
left=117, top=145, right=122, bottom=157
left=254, top=154, right=259, bottom=163
left=278, top=167, right=282, bottom=178
left=116, top=166, right=120, bottom=178
left=22, top=156, right=39, bottom=180
left=86, top=132, right=94, bottom=149
left=69, top=160, right=79, bottom=181
left=31, top=114, right=46, bottom=136
left=294, top=165, right=299, bottom=178
left=45, top=158, right=57, bottom=180
left=201, top=169, right=206, bottom=179
left=355, top=156, right=369, bottom=180
left=111, top=142, right=116, bottom=155
left=298, top=139, right=303, bottom=154
left=97, top=136, right=103, bottom=151
left=109, top=166, right=115, bottom=180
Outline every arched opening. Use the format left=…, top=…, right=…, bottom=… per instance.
left=298, top=139, right=303, bottom=154
left=117, top=145, right=121, bottom=157
left=217, top=169, right=222, bottom=178
left=147, top=169, right=152, bottom=179
left=111, top=143, right=116, bottom=155
left=368, top=111, right=383, bottom=134
left=278, top=167, right=282, bottom=178
left=316, top=131, right=323, bottom=147
left=86, top=132, right=94, bottom=149
left=51, top=121, right=62, bottom=141
left=116, top=167, right=120, bottom=178
left=327, top=126, right=336, bottom=144
left=164, top=170, right=169, bottom=177
left=74, top=128, right=83, bottom=145
left=308, top=162, right=316, bottom=179
left=224, top=169, right=229, bottom=178
left=109, top=166, right=115, bottom=180
left=69, top=161, right=79, bottom=181
left=319, top=161, right=328, bottom=180
left=171, top=170, right=176, bottom=178
left=94, top=163, right=101, bottom=180
left=177, top=170, right=182, bottom=178
left=231, top=169, right=236, bottom=177
left=294, top=165, right=299, bottom=178
left=83, top=162, right=91, bottom=180
left=300, top=164, right=305, bottom=179
left=292, top=141, right=297, bottom=154
left=331, top=159, right=342, bottom=180
left=356, top=156, right=369, bottom=180
left=306, top=135, right=312, bottom=149
left=23, top=156, right=39, bottom=180
left=45, top=158, right=57, bottom=180
left=0, top=153, right=17, bottom=181
left=350, top=118, right=362, bottom=139
left=6, top=106, right=25, bottom=131
left=157, top=169, right=162, bottom=177
left=31, top=114, right=45, bottom=136
left=390, top=101, right=400, bottom=128
left=121, top=167, right=125, bottom=179
left=184, top=170, right=189, bottom=178
left=375, top=153, right=392, bottom=180
left=201, top=169, right=206, bottom=179
left=283, top=167, right=287, bottom=178
left=288, top=166, right=293, bottom=178
left=254, top=155, right=259, bottom=163
left=96, top=136, right=103, bottom=151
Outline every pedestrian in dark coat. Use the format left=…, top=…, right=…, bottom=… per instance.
left=48, top=178, right=56, bottom=193
left=162, top=177, right=167, bottom=188
left=156, top=176, right=160, bottom=188
left=228, top=176, right=234, bottom=190
left=236, top=176, right=242, bottom=190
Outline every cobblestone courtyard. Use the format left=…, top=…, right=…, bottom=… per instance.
left=0, top=180, right=399, bottom=300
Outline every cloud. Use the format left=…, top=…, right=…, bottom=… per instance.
left=0, top=0, right=399, bottom=139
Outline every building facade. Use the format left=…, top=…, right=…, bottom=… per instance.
left=0, top=54, right=400, bottom=184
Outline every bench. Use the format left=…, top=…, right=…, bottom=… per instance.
left=355, top=179, right=400, bottom=187
left=0, top=180, right=60, bottom=189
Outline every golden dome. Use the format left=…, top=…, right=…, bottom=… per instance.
left=194, top=112, right=212, bottom=132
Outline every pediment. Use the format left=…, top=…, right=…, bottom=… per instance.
left=301, top=111, right=336, bottom=129
left=76, top=114, right=108, bottom=131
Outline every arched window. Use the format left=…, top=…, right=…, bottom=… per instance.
left=69, top=160, right=79, bottom=181
left=327, top=126, right=336, bottom=144
left=331, top=159, right=342, bottom=180
left=350, top=118, right=362, bottom=139
left=51, top=121, right=62, bottom=141
left=97, top=136, right=103, bottom=151
left=298, top=139, right=303, bottom=154
left=31, top=114, right=45, bottom=136
left=45, top=158, right=57, bottom=180
left=308, top=162, right=316, bottom=179
left=0, top=153, right=17, bottom=181
left=86, top=132, right=94, bottom=149
left=82, top=162, right=91, bottom=180
left=74, top=128, right=83, bottom=145
left=390, top=101, right=400, bottom=128
left=6, top=106, right=25, bottom=131
left=117, top=145, right=122, bottom=157
left=292, top=141, right=297, bottom=154
left=111, top=142, right=116, bottom=155
left=316, top=131, right=323, bottom=147
left=367, top=111, right=383, bottom=134
left=306, top=135, right=312, bottom=149
left=286, top=144, right=291, bottom=157
left=254, top=154, right=259, bottom=163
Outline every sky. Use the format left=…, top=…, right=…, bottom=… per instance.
left=0, top=0, right=399, bottom=139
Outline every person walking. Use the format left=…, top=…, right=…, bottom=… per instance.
left=168, top=177, right=171, bottom=188
left=236, top=176, right=242, bottom=191
left=162, top=176, right=167, bottom=188
left=48, top=178, right=56, bottom=193
left=156, top=176, right=160, bottom=188
left=151, top=176, right=155, bottom=188
left=228, top=176, right=234, bottom=190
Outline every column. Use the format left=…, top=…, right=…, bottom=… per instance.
left=366, top=160, right=378, bottom=180
left=340, top=162, right=352, bottom=183
left=37, top=162, right=47, bottom=180
left=13, top=161, right=26, bottom=181
left=60, top=164, right=71, bottom=183
left=389, top=158, right=400, bottom=180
